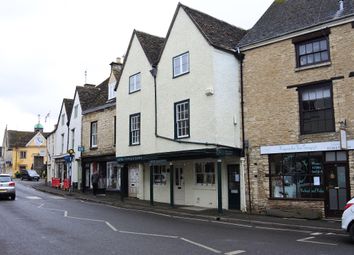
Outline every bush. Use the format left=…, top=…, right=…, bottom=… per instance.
left=14, top=171, right=21, bottom=178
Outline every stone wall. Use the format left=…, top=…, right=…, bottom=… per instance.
left=242, top=22, right=354, bottom=214
left=82, top=105, right=116, bottom=158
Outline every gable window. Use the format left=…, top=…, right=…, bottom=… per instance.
left=74, top=105, right=78, bottom=118
left=108, top=80, right=116, bottom=100
left=299, top=83, right=334, bottom=134
left=129, top=73, right=141, bottom=93
left=296, top=37, right=329, bottom=67
left=90, top=121, right=98, bottom=148
left=20, top=151, right=27, bottom=159
left=129, top=113, right=140, bottom=145
left=61, top=134, right=65, bottom=153
left=195, top=162, right=215, bottom=185
left=175, top=99, right=190, bottom=139
left=71, top=128, right=75, bottom=149
left=61, top=114, right=65, bottom=126
left=173, top=52, right=189, bottom=77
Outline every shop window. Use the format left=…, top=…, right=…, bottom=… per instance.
left=195, top=162, right=215, bottom=185
left=325, top=151, right=347, bottom=162
left=270, top=152, right=325, bottom=199
left=153, top=165, right=167, bottom=185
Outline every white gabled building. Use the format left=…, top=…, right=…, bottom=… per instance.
left=116, top=3, right=247, bottom=211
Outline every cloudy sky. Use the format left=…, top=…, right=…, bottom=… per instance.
left=0, top=0, right=274, bottom=142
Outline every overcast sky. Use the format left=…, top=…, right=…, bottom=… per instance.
left=0, top=0, right=274, bottom=142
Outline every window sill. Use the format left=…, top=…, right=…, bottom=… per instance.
left=90, top=147, right=98, bottom=150
left=295, top=61, right=331, bottom=72
left=173, top=71, right=190, bottom=79
left=269, top=197, right=324, bottom=201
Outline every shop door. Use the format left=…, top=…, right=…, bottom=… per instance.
left=324, top=164, right=349, bottom=217
left=174, top=167, right=185, bottom=205
left=228, top=164, right=240, bottom=210
left=128, top=167, right=139, bottom=197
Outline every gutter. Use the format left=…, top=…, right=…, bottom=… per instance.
left=150, top=66, right=239, bottom=151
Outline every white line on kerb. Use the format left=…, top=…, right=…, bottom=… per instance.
left=37, top=203, right=44, bottom=208
left=180, top=237, right=221, bottom=254
left=119, top=230, right=179, bottom=239
left=105, top=221, right=118, bottom=232
left=297, top=236, right=337, bottom=246
left=225, top=250, right=246, bottom=255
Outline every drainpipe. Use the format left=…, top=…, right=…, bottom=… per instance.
left=235, top=47, right=252, bottom=214
left=150, top=66, right=238, bottom=150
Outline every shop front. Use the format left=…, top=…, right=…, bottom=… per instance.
left=262, top=141, right=352, bottom=217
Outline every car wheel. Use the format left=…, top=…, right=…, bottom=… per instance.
left=10, top=194, right=16, bottom=200
left=350, top=223, right=354, bottom=242
left=36, top=178, right=39, bottom=181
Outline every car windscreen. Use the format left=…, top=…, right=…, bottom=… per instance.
left=28, top=170, right=38, bottom=176
left=0, top=176, right=11, bottom=182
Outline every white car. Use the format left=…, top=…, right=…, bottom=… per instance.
left=342, top=197, right=354, bottom=242
left=0, top=174, right=16, bottom=200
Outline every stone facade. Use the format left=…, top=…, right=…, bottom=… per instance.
left=242, top=22, right=354, bottom=216
left=82, top=105, right=116, bottom=157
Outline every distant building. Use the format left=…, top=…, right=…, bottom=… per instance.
left=1, top=123, right=48, bottom=176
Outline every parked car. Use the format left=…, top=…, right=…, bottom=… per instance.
left=342, top=197, right=354, bottom=242
left=0, top=174, right=16, bottom=200
left=21, top=169, right=40, bottom=181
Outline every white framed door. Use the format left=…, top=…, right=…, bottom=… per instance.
left=174, top=167, right=185, bottom=205
left=128, top=167, right=139, bottom=197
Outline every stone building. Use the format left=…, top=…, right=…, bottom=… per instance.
left=238, top=0, right=354, bottom=217
left=81, top=60, right=122, bottom=192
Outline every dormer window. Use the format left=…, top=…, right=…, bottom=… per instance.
left=173, top=52, right=189, bottom=78
left=129, top=73, right=141, bottom=94
left=108, top=80, right=116, bottom=100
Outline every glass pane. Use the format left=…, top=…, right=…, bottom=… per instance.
left=306, top=43, right=313, bottom=53
left=309, top=153, right=323, bottom=174
left=283, top=176, right=296, bottom=198
left=320, top=39, right=327, bottom=50
left=321, top=51, right=329, bottom=61
left=314, top=52, right=321, bottom=62
left=300, top=56, right=307, bottom=66
left=338, top=189, right=347, bottom=209
left=282, top=154, right=295, bottom=174
left=337, top=166, right=346, bottom=188
left=299, top=45, right=306, bottom=55
left=272, top=176, right=284, bottom=198
left=295, top=153, right=308, bottom=174
left=313, top=41, right=320, bottom=52
left=325, top=152, right=335, bottom=162
left=336, top=151, right=347, bottom=161
left=307, top=54, right=314, bottom=64
left=329, top=189, right=338, bottom=210
left=269, top=154, right=282, bottom=175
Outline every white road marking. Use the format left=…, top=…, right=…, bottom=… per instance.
left=49, top=196, right=66, bottom=200
left=65, top=215, right=104, bottom=222
left=37, top=203, right=44, bottom=208
left=255, top=226, right=312, bottom=234
left=119, top=230, right=179, bottom=239
left=296, top=236, right=337, bottom=246
left=311, top=232, right=323, bottom=236
left=225, top=250, right=246, bottom=255
left=105, top=221, right=118, bottom=232
left=173, top=216, right=209, bottom=222
left=212, top=220, right=252, bottom=228
left=180, top=237, right=221, bottom=254
left=26, top=196, right=42, bottom=200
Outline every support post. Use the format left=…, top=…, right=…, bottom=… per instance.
left=150, top=165, right=154, bottom=206
left=217, top=159, right=223, bottom=214
left=170, top=162, right=174, bottom=207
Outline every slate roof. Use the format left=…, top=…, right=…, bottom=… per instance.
left=63, top=98, right=74, bottom=121
left=7, top=130, right=49, bottom=149
left=135, top=30, right=165, bottom=66
left=180, top=3, right=247, bottom=52
left=238, top=0, right=354, bottom=48
left=76, top=86, right=101, bottom=112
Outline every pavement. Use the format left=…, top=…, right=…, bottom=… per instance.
left=30, top=181, right=343, bottom=234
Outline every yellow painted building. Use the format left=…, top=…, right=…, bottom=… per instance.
left=1, top=124, right=48, bottom=176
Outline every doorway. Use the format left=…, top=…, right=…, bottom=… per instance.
left=324, top=163, right=349, bottom=217
left=228, top=164, right=240, bottom=210
left=174, top=166, right=185, bottom=205
left=128, top=167, right=139, bottom=197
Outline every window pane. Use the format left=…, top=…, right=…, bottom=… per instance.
left=326, top=152, right=336, bottom=162
left=306, top=43, right=313, bottom=54
left=313, top=41, right=320, bottom=52
left=321, top=51, right=329, bottom=61
left=314, top=52, right=321, bottom=62
left=337, top=151, right=347, bottom=161
left=299, top=45, right=306, bottom=55
left=320, top=39, right=327, bottom=50
left=300, top=56, right=307, bottom=66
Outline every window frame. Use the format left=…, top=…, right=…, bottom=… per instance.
left=295, top=36, right=330, bottom=68
left=19, top=151, right=27, bottom=159
left=61, top=133, right=65, bottom=153
left=129, top=72, right=141, bottom=94
left=90, top=121, right=98, bottom=148
left=173, top=52, right=190, bottom=78
left=153, top=165, right=167, bottom=185
left=174, top=99, right=190, bottom=139
left=129, top=113, right=141, bottom=146
left=298, top=82, right=335, bottom=135
left=195, top=162, right=215, bottom=186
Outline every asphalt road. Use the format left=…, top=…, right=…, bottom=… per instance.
left=0, top=181, right=353, bottom=255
